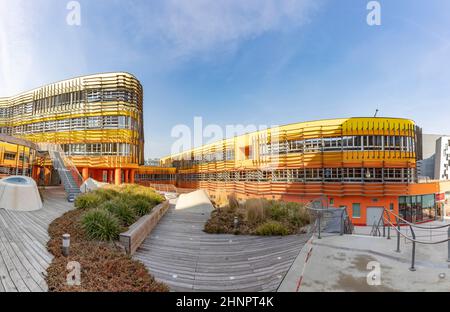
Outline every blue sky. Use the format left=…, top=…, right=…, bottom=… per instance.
left=1, top=0, right=450, bottom=158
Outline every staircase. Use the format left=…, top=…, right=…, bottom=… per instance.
left=52, top=151, right=82, bottom=202
left=38, top=144, right=83, bottom=202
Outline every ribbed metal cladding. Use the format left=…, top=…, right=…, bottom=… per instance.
left=0, top=72, right=145, bottom=169
left=161, top=117, right=420, bottom=197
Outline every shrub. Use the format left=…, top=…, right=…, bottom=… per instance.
left=245, top=198, right=267, bottom=224
left=255, top=221, right=289, bottom=236
left=227, top=193, right=240, bottom=212
left=81, top=209, right=121, bottom=241
left=128, top=197, right=154, bottom=216
left=204, top=223, right=227, bottom=234
left=102, top=199, right=137, bottom=226
left=286, top=202, right=310, bottom=227
left=117, top=185, right=164, bottom=205
left=141, top=192, right=164, bottom=205
left=266, top=201, right=288, bottom=221
left=95, top=188, right=120, bottom=201
left=75, top=193, right=102, bottom=210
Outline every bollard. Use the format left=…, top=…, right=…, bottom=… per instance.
left=62, top=233, right=70, bottom=257
left=396, top=217, right=401, bottom=253
left=233, top=216, right=239, bottom=229
left=447, top=227, right=450, bottom=263
left=318, top=212, right=321, bottom=239
left=340, top=211, right=344, bottom=236
left=409, top=227, right=416, bottom=271
left=387, top=220, right=391, bottom=240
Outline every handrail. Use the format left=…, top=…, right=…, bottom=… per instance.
left=371, top=207, right=450, bottom=271
left=38, top=143, right=83, bottom=187
left=382, top=214, right=450, bottom=245
left=383, top=208, right=450, bottom=230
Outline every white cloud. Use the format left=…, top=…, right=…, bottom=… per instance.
left=128, top=0, right=319, bottom=61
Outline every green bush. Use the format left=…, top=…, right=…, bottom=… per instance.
left=102, top=199, right=137, bottom=226
left=286, top=202, right=310, bottom=227
left=266, top=201, right=288, bottom=221
left=255, top=221, right=289, bottom=236
left=137, top=193, right=164, bottom=205
left=81, top=209, right=121, bottom=241
left=128, top=197, right=154, bottom=216
left=95, top=188, right=120, bottom=201
left=75, top=193, right=102, bottom=210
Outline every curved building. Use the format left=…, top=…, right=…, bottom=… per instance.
left=0, top=72, right=144, bottom=184
left=161, top=117, right=441, bottom=225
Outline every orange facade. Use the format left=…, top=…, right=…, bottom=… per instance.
left=161, top=117, right=441, bottom=225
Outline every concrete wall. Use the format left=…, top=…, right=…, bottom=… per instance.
left=434, top=136, right=450, bottom=180
left=418, top=134, right=439, bottom=179
left=418, top=134, right=448, bottom=179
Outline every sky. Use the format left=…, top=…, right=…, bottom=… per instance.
left=1, top=0, right=450, bottom=158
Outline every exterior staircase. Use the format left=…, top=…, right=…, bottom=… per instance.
left=38, top=144, right=83, bottom=202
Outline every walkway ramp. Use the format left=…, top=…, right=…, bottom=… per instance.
left=133, top=190, right=309, bottom=292
left=175, top=190, right=214, bottom=213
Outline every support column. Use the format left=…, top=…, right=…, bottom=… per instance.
left=130, top=169, right=136, bottom=184
left=109, top=170, right=114, bottom=184
left=44, top=167, right=51, bottom=186
left=114, top=168, right=122, bottom=186
left=82, top=168, right=89, bottom=181
left=32, top=166, right=38, bottom=181
left=124, top=169, right=129, bottom=184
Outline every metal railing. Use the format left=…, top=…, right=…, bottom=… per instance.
left=37, top=143, right=85, bottom=201
left=372, top=208, right=450, bottom=271
left=38, top=143, right=83, bottom=187
left=306, top=197, right=353, bottom=239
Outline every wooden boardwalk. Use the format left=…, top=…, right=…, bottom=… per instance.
left=0, top=187, right=73, bottom=292
left=134, top=200, right=310, bottom=292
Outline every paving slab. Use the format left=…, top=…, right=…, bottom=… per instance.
left=279, top=225, right=450, bottom=292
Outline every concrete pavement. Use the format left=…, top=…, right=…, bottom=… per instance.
left=279, top=223, right=450, bottom=292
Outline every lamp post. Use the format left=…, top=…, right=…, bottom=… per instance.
left=234, top=216, right=239, bottom=229
left=62, top=234, right=70, bottom=257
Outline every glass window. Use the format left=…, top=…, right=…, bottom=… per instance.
left=4, top=152, right=16, bottom=160
left=352, top=203, right=361, bottom=218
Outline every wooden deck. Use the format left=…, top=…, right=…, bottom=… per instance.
left=0, top=187, right=73, bottom=292
left=134, top=201, right=310, bottom=292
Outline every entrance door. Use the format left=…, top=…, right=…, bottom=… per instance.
left=102, top=171, right=108, bottom=183
left=366, top=207, right=384, bottom=227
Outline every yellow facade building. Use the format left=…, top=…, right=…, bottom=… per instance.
left=0, top=72, right=148, bottom=184
left=0, top=73, right=446, bottom=225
